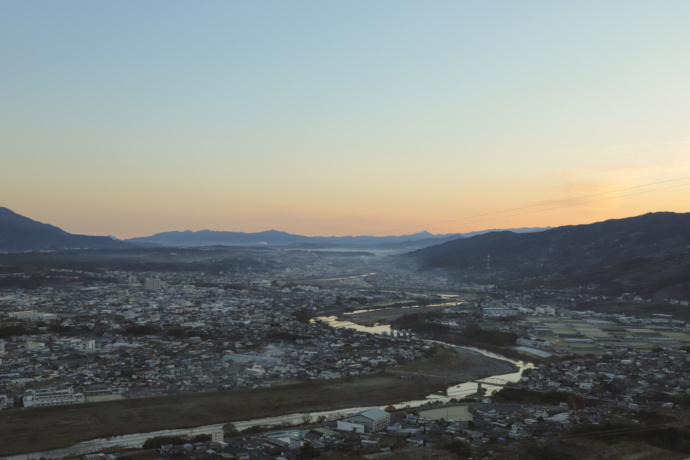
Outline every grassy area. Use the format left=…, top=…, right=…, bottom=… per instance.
left=395, top=346, right=476, bottom=377
left=344, top=304, right=452, bottom=326
left=0, top=373, right=446, bottom=456
left=394, top=345, right=516, bottom=380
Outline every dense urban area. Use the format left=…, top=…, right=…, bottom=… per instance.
left=2, top=248, right=690, bottom=459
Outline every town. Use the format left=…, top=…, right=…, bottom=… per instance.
left=1, top=250, right=690, bottom=459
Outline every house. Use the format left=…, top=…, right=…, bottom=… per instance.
left=404, top=413, right=419, bottom=424
left=407, top=433, right=433, bottom=446
left=0, top=394, right=10, bottom=410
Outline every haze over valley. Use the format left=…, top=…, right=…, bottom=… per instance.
left=2, top=1, right=690, bottom=459
left=2, top=208, right=690, bottom=458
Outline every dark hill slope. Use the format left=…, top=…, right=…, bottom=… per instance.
left=0, top=207, right=128, bottom=252
left=407, top=212, right=690, bottom=297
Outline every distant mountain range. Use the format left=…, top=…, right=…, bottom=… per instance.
left=0, top=207, right=127, bottom=252
left=2, top=206, right=690, bottom=298
left=0, top=206, right=550, bottom=252
left=406, top=212, right=690, bottom=298
left=125, top=227, right=549, bottom=250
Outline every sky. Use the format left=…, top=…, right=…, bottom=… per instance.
left=2, top=1, right=690, bottom=239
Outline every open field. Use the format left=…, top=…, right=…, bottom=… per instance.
left=0, top=374, right=445, bottom=455
left=525, top=316, right=690, bottom=355
left=339, top=304, right=454, bottom=326
left=395, top=346, right=516, bottom=379
left=315, top=294, right=478, bottom=328
left=420, top=405, right=472, bottom=421
left=0, top=345, right=514, bottom=456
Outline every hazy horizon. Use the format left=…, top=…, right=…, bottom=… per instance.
left=2, top=2, right=689, bottom=239
left=9, top=204, right=689, bottom=242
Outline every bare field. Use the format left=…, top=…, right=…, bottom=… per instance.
left=0, top=374, right=446, bottom=456
left=0, top=342, right=517, bottom=455
left=420, top=405, right=472, bottom=421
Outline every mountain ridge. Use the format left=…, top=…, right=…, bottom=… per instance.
left=405, top=211, right=690, bottom=298
left=125, top=227, right=550, bottom=248
left=0, top=205, right=552, bottom=251
left=0, top=207, right=128, bottom=252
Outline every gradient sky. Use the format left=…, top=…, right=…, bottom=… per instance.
left=2, top=1, right=689, bottom=239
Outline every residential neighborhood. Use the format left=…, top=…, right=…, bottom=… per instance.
left=2, top=254, right=690, bottom=459
left=0, top=263, right=437, bottom=409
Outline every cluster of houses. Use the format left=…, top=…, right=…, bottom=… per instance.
left=517, top=348, right=690, bottom=409
left=0, top=268, right=433, bottom=408
left=3, top=253, right=690, bottom=458
left=81, top=401, right=636, bottom=459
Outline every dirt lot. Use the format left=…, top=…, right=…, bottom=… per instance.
left=420, top=405, right=472, bottom=421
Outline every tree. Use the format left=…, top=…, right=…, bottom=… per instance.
left=190, top=433, right=212, bottom=443
left=300, top=441, right=319, bottom=459
left=293, top=308, right=311, bottom=323
left=167, top=327, right=187, bottom=338
left=142, top=435, right=187, bottom=449
left=447, top=439, right=474, bottom=458
left=385, top=405, right=396, bottom=412
left=223, top=422, right=239, bottom=438
left=0, top=325, right=27, bottom=338
left=567, top=394, right=586, bottom=410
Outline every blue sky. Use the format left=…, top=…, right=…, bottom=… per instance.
left=2, top=1, right=689, bottom=238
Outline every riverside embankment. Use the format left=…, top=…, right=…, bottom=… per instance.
left=3, top=316, right=529, bottom=459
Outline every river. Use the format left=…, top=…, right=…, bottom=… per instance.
left=3, top=316, right=531, bottom=460
left=314, top=316, right=533, bottom=401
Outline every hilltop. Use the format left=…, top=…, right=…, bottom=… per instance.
left=405, top=212, right=690, bottom=299
left=0, top=207, right=128, bottom=252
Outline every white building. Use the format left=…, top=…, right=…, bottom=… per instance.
left=144, top=278, right=161, bottom=290
left=23, top=386, right=86, bottom=408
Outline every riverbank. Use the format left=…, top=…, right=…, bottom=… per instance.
left=338, top=303, right=457, bottom=327
left=0, top=345, right=517, bottom=456
left=1, top=373, right=445, bottom=456
left=452, top=345, right=518, bottom=377
left=396, top=345, right=517, bottom=380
